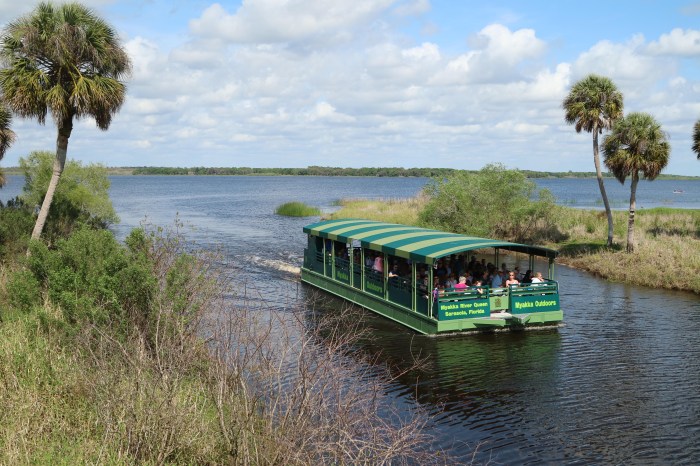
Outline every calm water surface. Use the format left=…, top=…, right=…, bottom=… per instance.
left=2, top=175, right=699, bottom=464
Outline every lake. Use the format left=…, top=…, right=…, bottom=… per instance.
left=2, top=175, right=700, bottom=464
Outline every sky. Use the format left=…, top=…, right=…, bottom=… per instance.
left=1, top=0, right=700, bottom=176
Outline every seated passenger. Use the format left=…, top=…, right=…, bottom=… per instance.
left=445, top=273, right=458, bottom=289
left=473, top=280, right=484, bottom=295
left=388, top=264, right=401, bottom=278
left=453, top=276, right=468, bottom=291
left=373, top=253, right=384, bottom=273
left=521, top=269, right=532, bottom=283
left=491, top=270, right=504, bottom=288
left=505, top=271, right=519, bottom=287
left=531, top=272, right=545, bottom=283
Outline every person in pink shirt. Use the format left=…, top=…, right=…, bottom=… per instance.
left=453, top=276, right=468, bottom=291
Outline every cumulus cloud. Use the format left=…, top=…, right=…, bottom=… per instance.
left=645, top=28, right=700, bottom=56
left=2, top=1, right=699, bottom=175
left=431, top=24, right=546, bottom=85
left=189, top=0, right=395, bottom=45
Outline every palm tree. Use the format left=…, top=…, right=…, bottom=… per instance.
left=692, top=120, right=700, bottom=160
left=0, top=105, right=16, bottom=187
left=563, top=74, right=624, bottom=247
left=602, top=112, right=670, bottom=253
left=0, top=2, right=131, bottom=240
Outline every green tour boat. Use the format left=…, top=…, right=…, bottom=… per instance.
left=301, top=219, right=563, bottom=335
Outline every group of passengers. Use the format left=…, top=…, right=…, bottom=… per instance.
left=354, top=248, right=546, bottom=292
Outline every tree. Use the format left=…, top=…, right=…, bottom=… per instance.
left=418, top=164, right=559, bottom=243
left=692, top=120, right=700, bottom=160
left=602, top=112, right=670, bottom=253
left=0, top=105, right=16, bottom=187
left=0, top=1, right=130, bottom=241
left=20, top=150, right=119, bottom=243
left=563, top=74, right=624, bottom=247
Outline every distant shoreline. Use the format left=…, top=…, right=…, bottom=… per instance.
left=4, top=166, right=697, bottom=180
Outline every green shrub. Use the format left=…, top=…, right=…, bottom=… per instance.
left=5, top=268, right=41, bottom=313
left=275, top=201, right=321, bottom=217
left=25, top=228, right=157, bottom=333
left=0, top=197, right=34, bottom=260
left=418, top=163, right=561, bottom=243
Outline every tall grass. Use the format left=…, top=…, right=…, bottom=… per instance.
left=326, top=196, right=428, bottom=225
left=275, top=201, right=321, bottom=217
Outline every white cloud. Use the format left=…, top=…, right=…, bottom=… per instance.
left=2, top=3, right=700, bottom=176
left=431, top=24, right=546, bottom=85
left=645, top=28, right=700, bottom=56
left=189, top=0, right=395, bottom=45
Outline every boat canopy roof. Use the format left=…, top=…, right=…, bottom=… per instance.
left=304, top=219, right=558, bottom=264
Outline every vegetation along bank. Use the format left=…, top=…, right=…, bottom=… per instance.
left=326, top=165, right=700, bottom=295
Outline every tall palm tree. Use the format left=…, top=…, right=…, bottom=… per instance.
left=0, top=2, right=130, bottom=240
left=602, top=112, right=670, bottom=253
left=692, top=120, right=700, bottom=160
left=563, top=74, right=624, bottom=247
left=0, top=105, right=16, bottom=187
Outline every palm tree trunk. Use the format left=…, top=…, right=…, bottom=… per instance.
left=626, top=173, right=638, bottom=253
left=30, top=117, right=73, bottom=241
left=593, top=129, right=614, bottom=246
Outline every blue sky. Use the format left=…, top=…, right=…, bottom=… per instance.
left=2, top=0, right=700, bottom=175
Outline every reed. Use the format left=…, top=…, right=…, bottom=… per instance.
left=275, top=201, right=321, bottom=217
left=326, top=195, right=428, bottom=225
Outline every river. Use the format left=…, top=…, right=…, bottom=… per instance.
left=2, top=175, right=700, bottom=464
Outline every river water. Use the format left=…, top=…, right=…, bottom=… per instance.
left=2, top=175, right=700, bottom=464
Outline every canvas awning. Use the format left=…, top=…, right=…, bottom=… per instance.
left=303, top=219, right=558, bottom=264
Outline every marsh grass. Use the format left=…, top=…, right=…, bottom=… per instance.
left=329, top=198, right=700, bottom=293
left=327, top=196, right=428, bottom=225
left=275, top=201, right=321, bottom=217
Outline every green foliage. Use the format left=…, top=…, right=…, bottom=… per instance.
left=275, top=201, right=321, bottom=217
left=0, top=197, right=34, bottom=259
left=5, top=268, right=41, bottom=313
left=25, top=228, right=156, bottom=330
left=418, top=163, right=561, bottom=243
left=19, top=151, right=118, bottom=242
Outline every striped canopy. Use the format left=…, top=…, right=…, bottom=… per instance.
left=303, top=219, right=558, bottom=264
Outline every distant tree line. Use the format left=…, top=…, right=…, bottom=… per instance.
left=127, top=166, right=694, bottom=179
left=131, top=166, right=459, bottom=177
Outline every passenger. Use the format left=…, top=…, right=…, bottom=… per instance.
left=388, top=264, right=400, bottom=278
left=373, top=253, right=384, bottom=273
left=521, top=269, right=533, bottom=283
left=505, top=271, right=520, bottom=287
left=491, top=269, right=504, bottom=288
left=531, top=272, right=544, bottom=283
left=473, top=279, right=484, bottom=295
left=514, top=266, right=522, bottom=280
left=445, top=273, right=457, bottom=289
left=463, top=271, right=473, bottom=286
left=454, top=276, right=468, bottom=291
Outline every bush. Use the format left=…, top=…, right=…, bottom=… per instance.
left=5, top=268, right=41, bottom=313
left=275, top=201, right=321, bottom=217
left=0, top=197, right=34, bottom=260
left=418, top=163, right=561, bottom=243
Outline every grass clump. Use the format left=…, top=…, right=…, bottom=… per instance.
left=275, top=201, right=321, bottom=217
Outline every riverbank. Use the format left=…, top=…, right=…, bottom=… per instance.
left=327, top=198, right=700, bottom=294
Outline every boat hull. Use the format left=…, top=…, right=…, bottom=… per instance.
left=301, top=268, right=563, bottom=335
